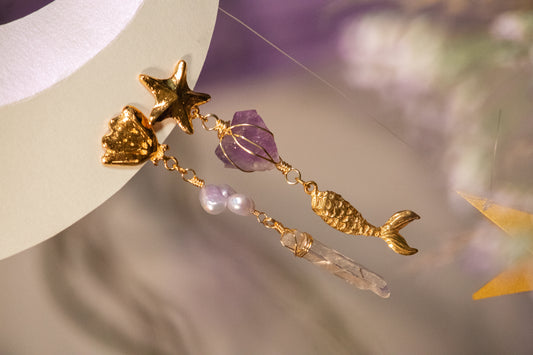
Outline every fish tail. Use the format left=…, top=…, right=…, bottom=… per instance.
left=379, top=210, right=420, bottom=255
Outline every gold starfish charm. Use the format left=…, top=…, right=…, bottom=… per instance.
left=458, top=191, right=533, bottom=300
left=139, top=60, right=211, bottom=134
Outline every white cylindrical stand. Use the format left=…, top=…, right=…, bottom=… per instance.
left=0, top=0, right=218, bottom=260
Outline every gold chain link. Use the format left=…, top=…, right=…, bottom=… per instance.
left=159, top=155, right=205, bottom=188
left=275, top=159, right=318, bottom=195
left=252, top=210, right=313, bottom=257
left=252, top=210, right=288, bottom=235
left=198, top=113, right=231, bottom=140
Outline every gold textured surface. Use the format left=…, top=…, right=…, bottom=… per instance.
left=139, top=60, right=211, bottom=134
left=101, top=106, right=165, bottom=165
left=311, top=189, right=420, bottom=255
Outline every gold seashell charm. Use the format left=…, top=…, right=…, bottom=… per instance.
left=311, top=189, right=419, bottom=255
left=102, top=106, right=166, bottom=165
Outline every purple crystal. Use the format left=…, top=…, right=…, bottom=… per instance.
left=215, top=110, right=279, bottom=171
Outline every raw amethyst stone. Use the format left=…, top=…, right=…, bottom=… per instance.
left=215, top=110, right=279, bottom=171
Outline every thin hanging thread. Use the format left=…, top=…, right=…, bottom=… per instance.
left=218, top=7, right=411, bottom=148
left=218, top=7, right=349, bottom=101
left=489, top=109, right=502, bottom=194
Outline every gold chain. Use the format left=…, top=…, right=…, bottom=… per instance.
left=153, top=152, right=312, bottom=258
left=251, top=210, right=288, bottom=235
left=157, top=155, right=205, bottom=188
left=275, top=159, right=318, bottom=195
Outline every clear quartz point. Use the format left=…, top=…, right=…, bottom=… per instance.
left=280, top=230, right=390, bottom=298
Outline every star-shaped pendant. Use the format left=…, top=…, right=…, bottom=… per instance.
left=458, top=191, right=533, bottom=300
left=139, top=60, right=211, bottom=134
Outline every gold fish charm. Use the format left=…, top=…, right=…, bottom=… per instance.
left=310, top=189, right=419, bottom=255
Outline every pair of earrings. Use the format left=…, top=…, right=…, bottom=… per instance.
left=101, top=60, right=420, bottom=298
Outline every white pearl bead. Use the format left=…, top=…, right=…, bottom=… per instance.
left=199, top=185, right=227, bottom=215
left=218, top=184, right=236, bottom=199
left=227, top=193, right=255, bottom=216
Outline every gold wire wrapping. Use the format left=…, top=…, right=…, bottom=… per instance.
left=200, top=114, right=281, bottom=173
left=290, top=231, right=314, bottom=258
left=198, top=113, right=231, bottom=138
left=252, top=210, right=313, bottom=258
left=275, top=160, right=304, bottom=185
left=274, top=159, right=292, bottom=174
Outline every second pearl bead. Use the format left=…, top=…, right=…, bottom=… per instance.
left=227, top=193, right=255, bottom=216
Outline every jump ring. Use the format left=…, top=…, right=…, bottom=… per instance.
left=284, top=169, right=302, bottom=185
